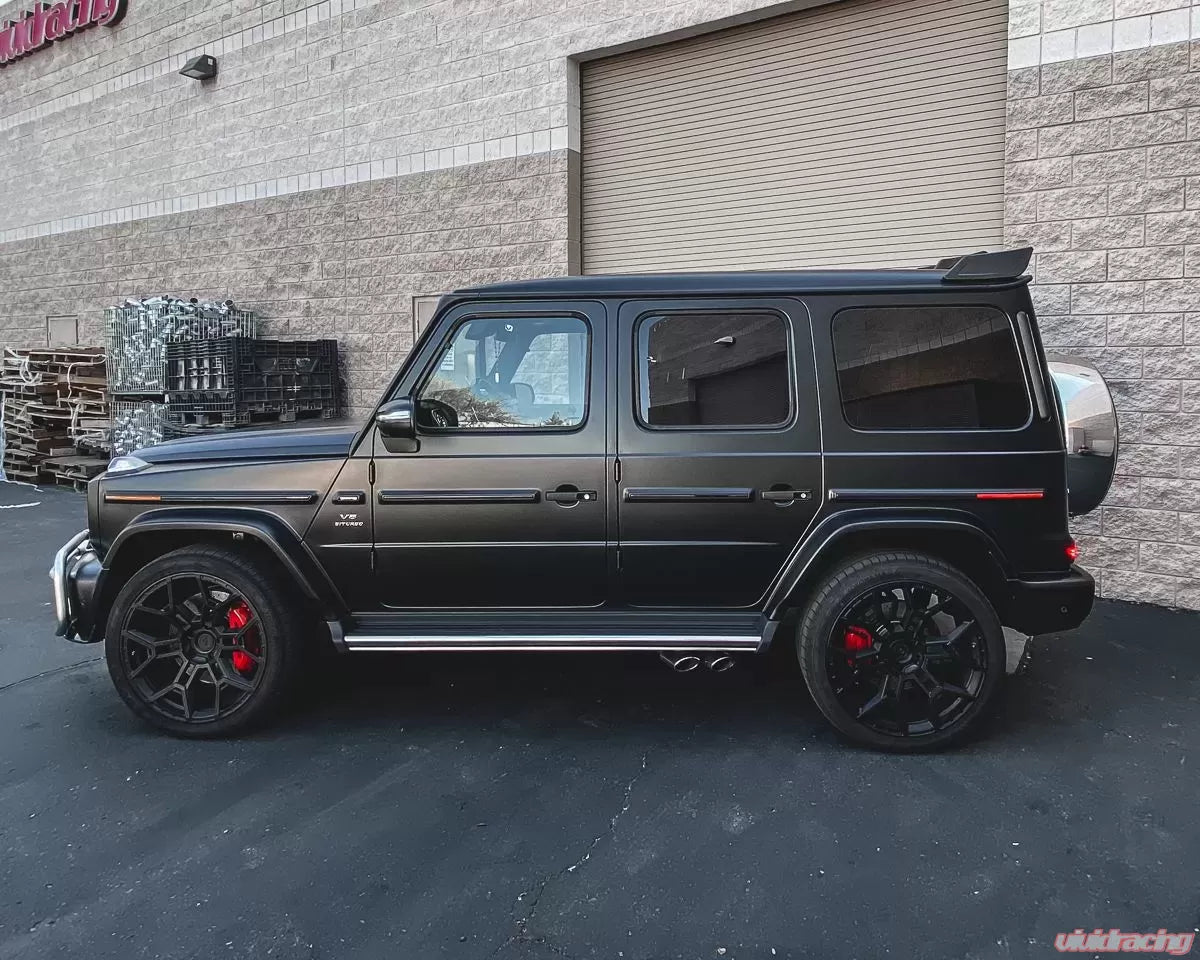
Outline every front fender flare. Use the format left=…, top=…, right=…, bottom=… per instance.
left=90, top=507, right=346, bottom=639
left=763, top=507, right=1013, bottom=621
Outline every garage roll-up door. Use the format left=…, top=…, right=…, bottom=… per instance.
left=581, top=0, right=1008, bottom=274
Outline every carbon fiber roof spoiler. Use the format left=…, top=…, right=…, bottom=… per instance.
left=936, top=247, right=1033, bottom=282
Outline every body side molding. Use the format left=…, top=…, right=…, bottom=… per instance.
left=378, top=489, right=541, bottom=505
left=104, top=491, right=319, bottom=505
left=828, top=488, right=1044, bottom=502
left=623, top=487, right=755, bottom=503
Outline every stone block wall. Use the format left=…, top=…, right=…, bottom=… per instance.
left=0, top=152, right=575, bottom=419
left=1005, top=40, right=1200, bottom=608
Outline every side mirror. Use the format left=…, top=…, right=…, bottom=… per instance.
left=376, top=397, right=419, bottom=453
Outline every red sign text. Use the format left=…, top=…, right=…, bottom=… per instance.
left=0, top=0, right=127, bottom=69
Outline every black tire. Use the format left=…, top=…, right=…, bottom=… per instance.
left=104, top=545, right=307, bottom=738
left=797, top=551, right=1005, bottom=752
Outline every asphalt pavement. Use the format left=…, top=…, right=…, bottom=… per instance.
left=1, top=483, right=1198, bottom=960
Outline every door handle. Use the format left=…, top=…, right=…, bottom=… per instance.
left=333, top=491, right=366, bottom=505
left=761, top=488, right=813, bottom=504
left=546, top=489, right=597, bottom=504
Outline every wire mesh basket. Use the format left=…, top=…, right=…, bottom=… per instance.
left=110, top=399, right=171, bottom=456
left=105, top=298, right=258, bottom=395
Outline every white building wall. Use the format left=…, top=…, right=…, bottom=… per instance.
left=3, top=0, right=1200, bottom=244
left=1009, top=0, right=1200, bottom=68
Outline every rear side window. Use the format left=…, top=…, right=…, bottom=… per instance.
left=637, top=312, right=791, bottom=428
left=832, top=306, right=1030, bottom=431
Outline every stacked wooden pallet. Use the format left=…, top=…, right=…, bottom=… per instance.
left=1, top=347, right=110, bottom=487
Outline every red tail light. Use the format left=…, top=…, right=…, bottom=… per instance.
left=1065, top=540, right=1080, bottom=563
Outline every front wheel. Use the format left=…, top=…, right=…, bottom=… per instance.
left=104, top=546, right=306, bottom=737
left=797, top=552, right=1006, bottom=752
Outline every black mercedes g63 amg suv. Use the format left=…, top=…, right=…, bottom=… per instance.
left=51, top=248, right=1116, bottom=751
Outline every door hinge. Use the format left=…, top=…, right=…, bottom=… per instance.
left=369, top=460, right=376, bottom=484
left=613, top=458, right=621, bottom=484
left=616, top=546, right=622, bottom=571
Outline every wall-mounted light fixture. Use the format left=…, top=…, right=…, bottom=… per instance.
left=179, top=54, right=218, bottom=81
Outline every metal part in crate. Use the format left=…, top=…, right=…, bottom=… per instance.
left=105, top=298, right=257, bottom=395
left=110, top=399, right=169, bottom=457
left=165, top=338, right=341, bottom=427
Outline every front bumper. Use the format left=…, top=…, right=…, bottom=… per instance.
left=50, top=529, right=102, bottom=643
left=1003, top=565, right=1095, bottom=636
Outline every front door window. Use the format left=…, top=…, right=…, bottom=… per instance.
left=418, top=317, right=589, bottom=430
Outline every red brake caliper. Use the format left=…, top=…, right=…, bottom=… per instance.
left=843, top=625, right=874, bottom=667
left=227, top=602, right=255, bottom=674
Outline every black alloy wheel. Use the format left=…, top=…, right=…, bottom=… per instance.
left=105, top=546, right=306, bottom=737
left=826, top=581, right=986, bottom=738
left=797, top=552, right=1005, bottom=752
left=119, top=573, right=266, bottom=723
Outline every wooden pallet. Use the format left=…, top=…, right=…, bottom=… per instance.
left=2, top=347, right=109, bottom=487
left=43, top=455, right=108, bottom=491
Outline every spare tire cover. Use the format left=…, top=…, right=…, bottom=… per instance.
left=1047, top=355, right=1119, bottom=517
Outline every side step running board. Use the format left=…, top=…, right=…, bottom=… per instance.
left=342, top=634, right=762, bottom=653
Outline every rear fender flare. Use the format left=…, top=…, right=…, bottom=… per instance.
left=764, top=508, right=1013, bottom=621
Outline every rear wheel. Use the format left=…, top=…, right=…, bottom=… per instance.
left=797, top=552, right=1005, bottom=752
left=105, top=546, right=306, bottom=737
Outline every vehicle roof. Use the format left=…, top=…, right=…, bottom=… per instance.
left=452, top=267, right=1031, bottom=299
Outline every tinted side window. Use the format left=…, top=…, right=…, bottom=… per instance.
left=832, top=306, right=1030, bottom=431
left=638, top=313, right=791, bottom=428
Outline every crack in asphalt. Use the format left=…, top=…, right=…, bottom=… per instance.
left=492, top=752, right=649, bottom=959
left=0, top=656, right=101, bottom=693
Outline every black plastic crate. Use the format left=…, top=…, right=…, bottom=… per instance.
left=244, top=338, right=338, bottom=377
left=165, top=339, right=242, bottom=394
left=165, top=338, right=341, bottom=425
